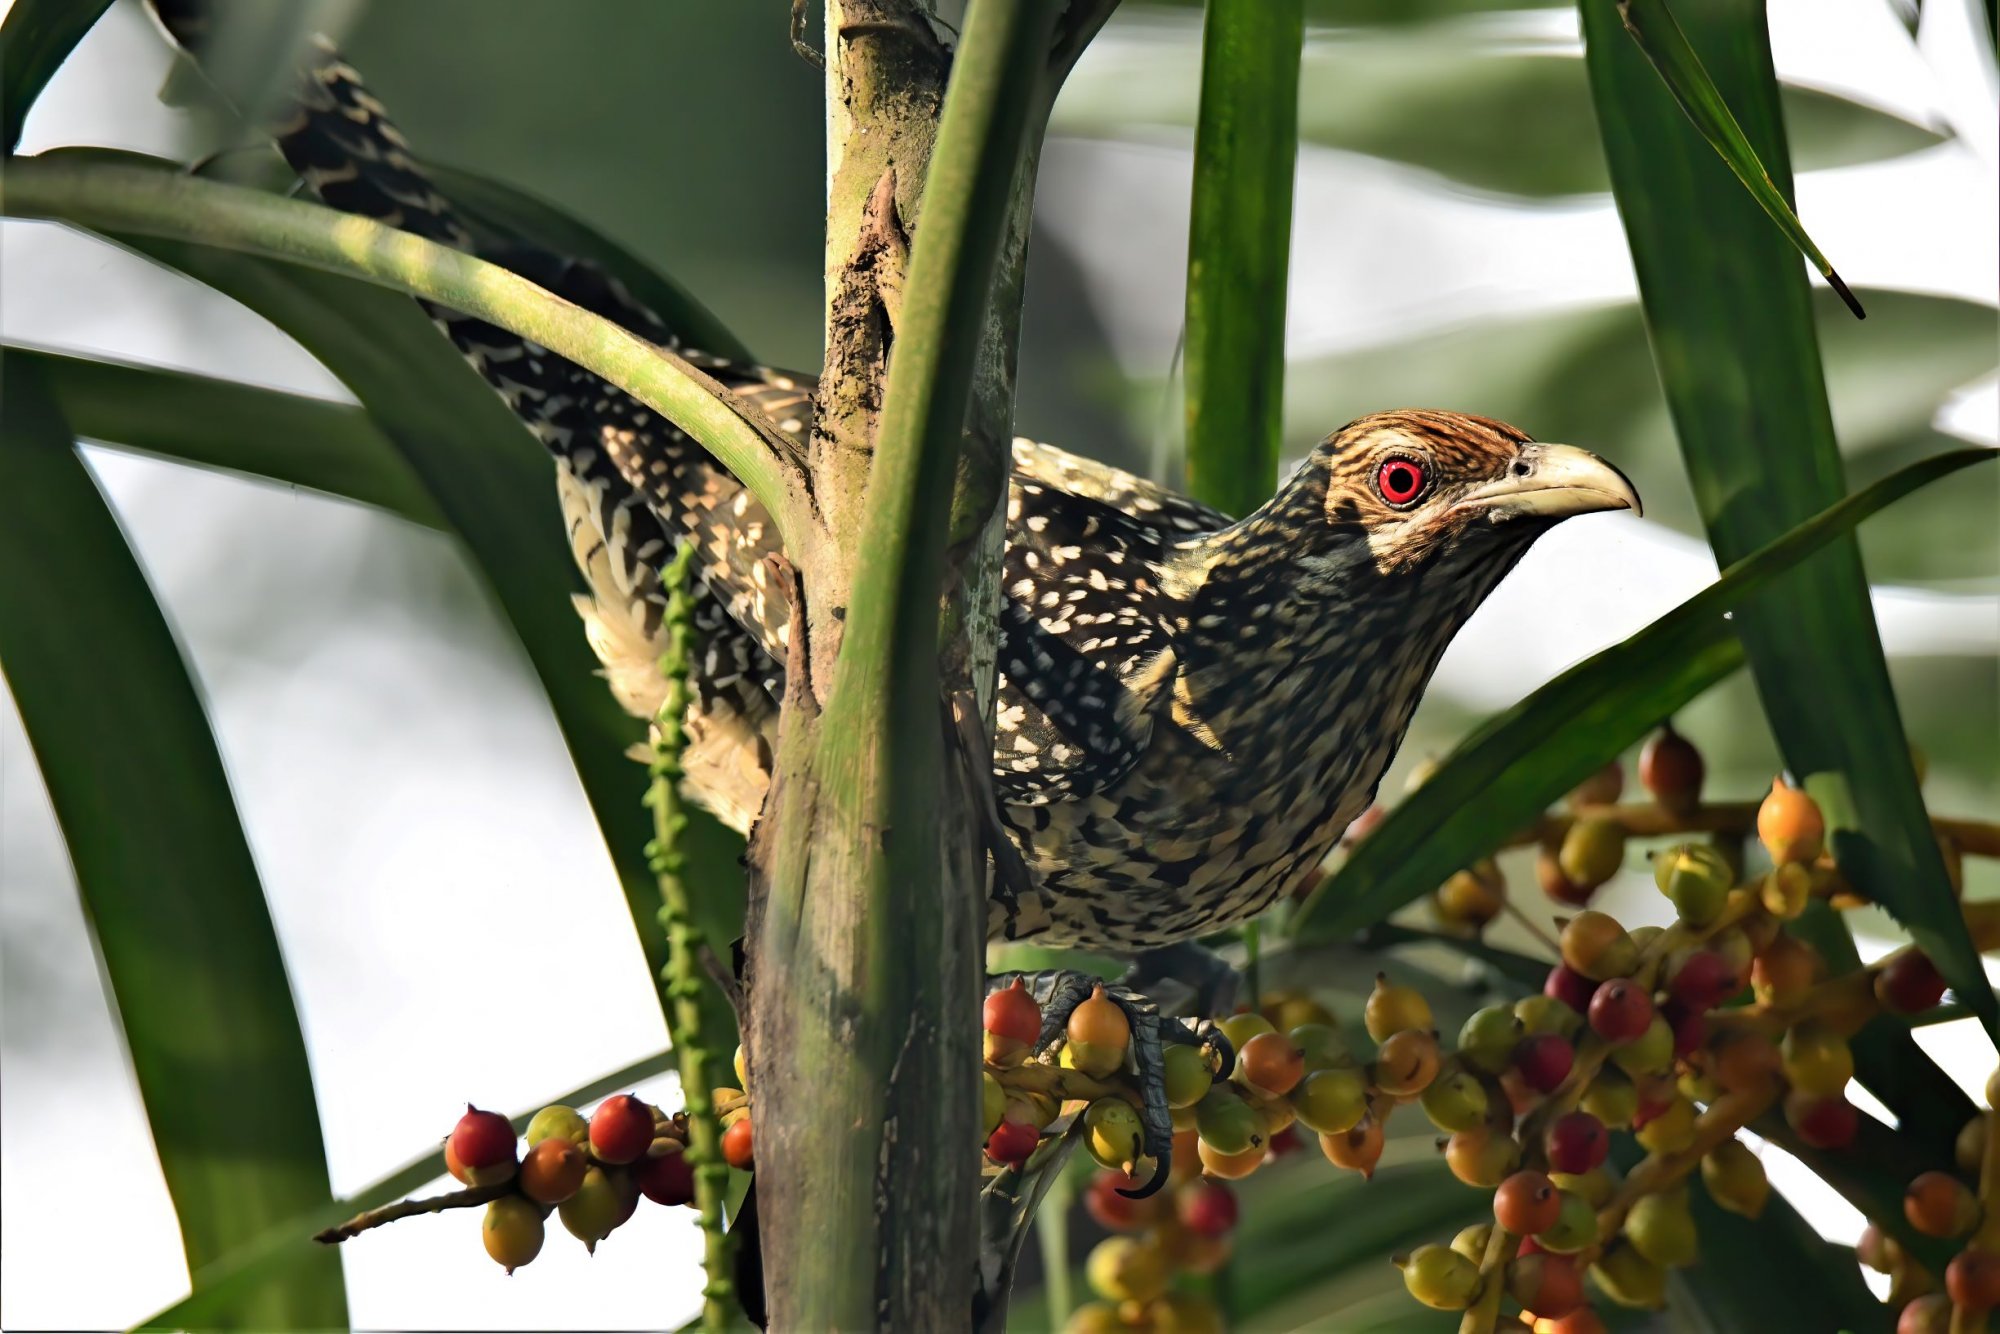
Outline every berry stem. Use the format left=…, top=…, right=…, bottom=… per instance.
left=1456, top=1222, right=1515, bottom=1334
left=1595, top=1083, right=1777, bottom=1241
left=311, top=1180, right=512, bottom=1243
left=647, top=541, right=736, bottom=1332
left=1510, top=803, right=2000, bottom=862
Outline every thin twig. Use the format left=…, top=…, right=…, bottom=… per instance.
left=313, top=1180, right=509, bottom=1244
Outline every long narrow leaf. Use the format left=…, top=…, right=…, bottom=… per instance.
left=0, top=0, right=112, bottom=154
left=0, top=357, right=345, bottom=1329
left=1614, top=0, right=1863, bottom=318
left=12, top=344, right=444, bottom=526
left=1291, top=446, right=1994, bottom=942
left=134, top=1044, right=681, bottom=1331
left=1581, top=0, right=1994, bottom=1044
left=1182, top=0, right=1303, bottom=515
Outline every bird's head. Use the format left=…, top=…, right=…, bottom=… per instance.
left=1240, top=409, right=1640, bottom=591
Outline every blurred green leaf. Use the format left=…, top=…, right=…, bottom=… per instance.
left=1182, top=0, right=1302, bottom=515
left=1268, top=289, right=1997, bottom=586
left=11, top=344, right=445, bottom=526
left=0, top=356, right=345, bottom=1330
left=1136, top=0, right=1567, bottom=21
left=137, top=1044, right=683, bottom=1331
left=0, top=0, right=112, bottom=154
left=1582, top=0, right=1996, bottom=1043
left=101, top=193, right=747, bottom=1049
left=1290, top=447, right=1995, bottom=942
left=1615, top=0, right=1862, bottom=314
left=1054, top=33, right=1942, bottom=198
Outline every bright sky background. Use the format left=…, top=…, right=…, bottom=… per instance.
left=1, top=0, right=1994, bottom=1329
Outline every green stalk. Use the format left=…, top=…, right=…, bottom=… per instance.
left=646, top=542, right=734, bottom=1332
left=1182, top=0, right=1304, bottom=517
left=0, top=153, right=804, bottom=547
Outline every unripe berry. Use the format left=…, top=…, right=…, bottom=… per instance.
left=1261, top=989, right=1337, bottom=1032
left=635, top=1144, right=695, bottom=1206
left=1638, top=724, right=1704, bottom=814
left=1234, top=1031, right=1305, bottom=1097
left=450, top=1106, right=517, bottom=1186
left=1559, top=817, right=1627, bottom=891
left=1948, top=1250, right=2000, bottom=1312
left=1561, top=912, right=1638, bottom=981
left=1086, top=1236, right=1168, bottom=1304
left=1624, top=1192, right=1697, bottom=1268
left=1515, top=1032, right=1575, bottom=1095
left=1067, top=986, right=1132, bottom=1077
left=1700, top=1138, right=1769, bottom=1219
left=559, top=1166, right=626, bottom=1252
left=1373, top=1029, right=1441, bottom=1097
left=1535, top=1190, right=1599, bottom=1255
left=1160, top=1041, right=1214, bottom=1111
left=482, top=1195, right=545, bottom=1274
left=1459, top=1005, right=1525, bottom=1075
left=1635, top=1096, right=1697, bottom=1154
left=1588, top=980, right=1655, bottom=1044
left=986, top=1119, right=1040, bottom=1166
left=1434, top=860, right=1506, bottom=933
left=721, top=1118, right=754, bottom=1171
left=1784, top=1091, right=1859, bottom=1149
left=1757, top=776, right=1825, bottom=865
left=1194, top=1088, right=1262, bottom=1156
left=1652, top=843, right=1731, bottom=926
left=1518, top=993, right=1584, bottom=1039
left=1084, top=1099, right=1143, bottom=1174
left=1293, top=1065, right=1368, bottom=1135
left=1546, top=1111, right=1610, bottom=1174
left=1177, top=1178, right=1239, bottom=1238
left=982, top=1071, right=1006, bottom=1136
left=1364, top=973, right=1434, bottom=1041
left=1216, top=1011, right=1276, bottom=1053
left=1538, top=846, right=1594, bottom=906
left=520, top=1136, right=588, bottom=1205
left=1289, top=1021, right=1348, bottom=1072
left=1444, top=1127, right=1521, bottom=1187
left=525, top=1105, right=589, bottom=1151
left=984, top=977, right=1042, bottom=1065
left=585, top=1095, right=653, bottom=1166
left=1579, top=1068, right=1640, bottom=1130
left=1761, top=863, right=1812, bottom=921
left=1510, top=1252, right=1585, bottom=1319
left=1877, top=950, right=1948, bottom=1015
left=1420, top=1068, right=1490, bottom=1133
left=1666, top=949, right=1739, bottom=1011
left=1452, top=1222, right=1494, bottom=1260
left=1320, top=1118, right=1384, bottom=1178
left=1551, top=1167, right=1614, bottom=1208
left=1397, top=1244, right=1481, bottom=1310
left=1781, top=1021, right=1854, bottom=1098
left=1610, top=1015, right=1675, bottom=1076
left=1568, top=760, right=1625, bottom=809
left=1904, top=1170, right=1980, bottom=1238
left=1495, top=1169, right=1562, bottom=1235
left=1959, top=1115, right=1989, bottom=1174
left=1590, top=1241, right=1667, bottom=1310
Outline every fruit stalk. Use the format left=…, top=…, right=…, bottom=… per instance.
left=312, top=1180, right=513, bottom=1243
left=647, top=542, right=735, bottom=1331
left=1596, top=1084, right=1777, bottom=1239
left=1512, top=803, right=1999, bottom=862
left=1457, top=1222, right=1516, bottom=1334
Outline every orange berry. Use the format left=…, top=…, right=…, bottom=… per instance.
left=520, top=1136, right=588, bottom=1205
left=1757, top=776, right=1825, bottom=865
left=1494, top=1169, right=1562, bottom=1235
left=721, top=1118, right=754, bottom=1171
left=1904, top=1170, right=1979, bottom=1238
left=1234, top=1031, right=1305, bottom=1097
left=1320, top=1118, right=1385, bottom=1178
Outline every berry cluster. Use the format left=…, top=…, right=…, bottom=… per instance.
left=1863, top=1074, right=2000, bottom=1334
left=446, top=1071, right=753, bottom=1274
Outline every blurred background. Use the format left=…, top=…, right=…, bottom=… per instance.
left=1, top=0, right=1992, bottom=1327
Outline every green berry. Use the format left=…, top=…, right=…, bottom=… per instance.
left=1534, top=1190, right=1599, bottom=1255
left=1292, top=1065, right=1368, bottom=1136
left=1420, top=1068, right=1490, bottom=1133
left=1700, top=1139, right=1769, bottom=1219
left=1397, top=1244, right=1481, bottom=1311
left=1653, top=843, right=1733, bottom=926
left=1458, top=1005, right=1524, bottom=1075
left=525, top=1105, right=589, bottom=1150
left=1163, top=1042, right=1214, bottom=1110
left=1625, top=1192, right=1698, bottom=1268
left=1516, top=994, right=1583, bottom=1039
left=1591, top=1241, right=1667, bottom=1309
left=1581, top=1068, right=1640, bottom=1129
left=1194, top=1088, right=1260, bottom=1156
left=1610, top=1015, right=1675, bottom=1078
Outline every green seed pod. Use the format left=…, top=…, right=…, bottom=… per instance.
left=1451, top=1222, right=1494, bottom=1262
left=1625, top=1192, right=1699, bottom=1268
left=1293, top=1066, right=1368, bottom=1136
left=1194, top=1088, right=1260, bottom=1156
left=1162, top=1042, right=1214, bottom=1110
left=1591, top=1240, right=1668, bottom=1309
left=1582, top=1068, right=1641, bottom=1129
left=1701, top=1138, right=1770, bottom=1219
left=1559, top=816, right=1627, bottom=891
left=1397, top=1244, right=1482, bottom=1311
left=1782, top=1021, right=1855, bottom=1098
left=1611, top=1015, right=1676, bottom=1078
left=1653, top=842, right=1733, bottom=926
left=1420, top=1068, right=1491, bottom=1133
left=1516, top=994, right=1584, bottom=1039
left=1534, top=1189, right=1599, bottom=1255
left=1458, top=1005, right=1525, bottom=1075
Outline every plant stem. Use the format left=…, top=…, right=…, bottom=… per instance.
left=647, top=542, right=735, bottom=1332
left=312, top=1182, right=510, bottom=1244
left=0, top=154, right=807, bottom=549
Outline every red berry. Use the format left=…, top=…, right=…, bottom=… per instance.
left=1177, top=1179, right=1239, bottom=1238
left=1514, top=1033, right=1575, bottom=1095
left=1877, top=951, right=1948, bottom=1015
left=1950, top=1251, right=2000, bottom=1311
left=451, top=1105, right=516, bottom=1171
left=1588, top=980, right=1655, bottom=1043
left=1545, top=1112, right=1609, bottom=1174
left=1544, top=965, right=1598, bottom=1014
left=1638, top=725, right=1704, bottom=814
left=1085, top=1170, right=1155, bottom=1231
left=721, top=1118, right=754, bottom=1171
left=986, top=1120, right=1040, bottom=1166
left=1664, top=1003, right=1707, bottom=1059
left=589, top=1095, right=656, bottom=1165
left=984, top=978, right=1042, bottom=1043
left=1494, top=1170, right=1562, bottom=1235
left=1667, top=950, right=1738, bottom=1011
left=1786, top=1092, right=1859, bottom=1150
left=1510, top=1251, right=1585, bottom=1318
left=636, top=1147, right=696, bottom=1206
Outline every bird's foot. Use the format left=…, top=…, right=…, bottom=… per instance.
left=1117, top=940, right=1242, bottom=1019
left=987, top=970, right=1233, bottom=1198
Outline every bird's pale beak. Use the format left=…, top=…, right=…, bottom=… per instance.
left=1454, top=443, right=1643, bottom=521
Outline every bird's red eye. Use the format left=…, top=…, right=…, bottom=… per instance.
left=1376, top=458, right=1426, bottom=506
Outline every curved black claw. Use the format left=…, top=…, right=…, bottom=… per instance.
left=988, top=970, right=1195, bottom=1200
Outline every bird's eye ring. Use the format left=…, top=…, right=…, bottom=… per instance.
left=1376, top=458, right=1427, bottom=507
